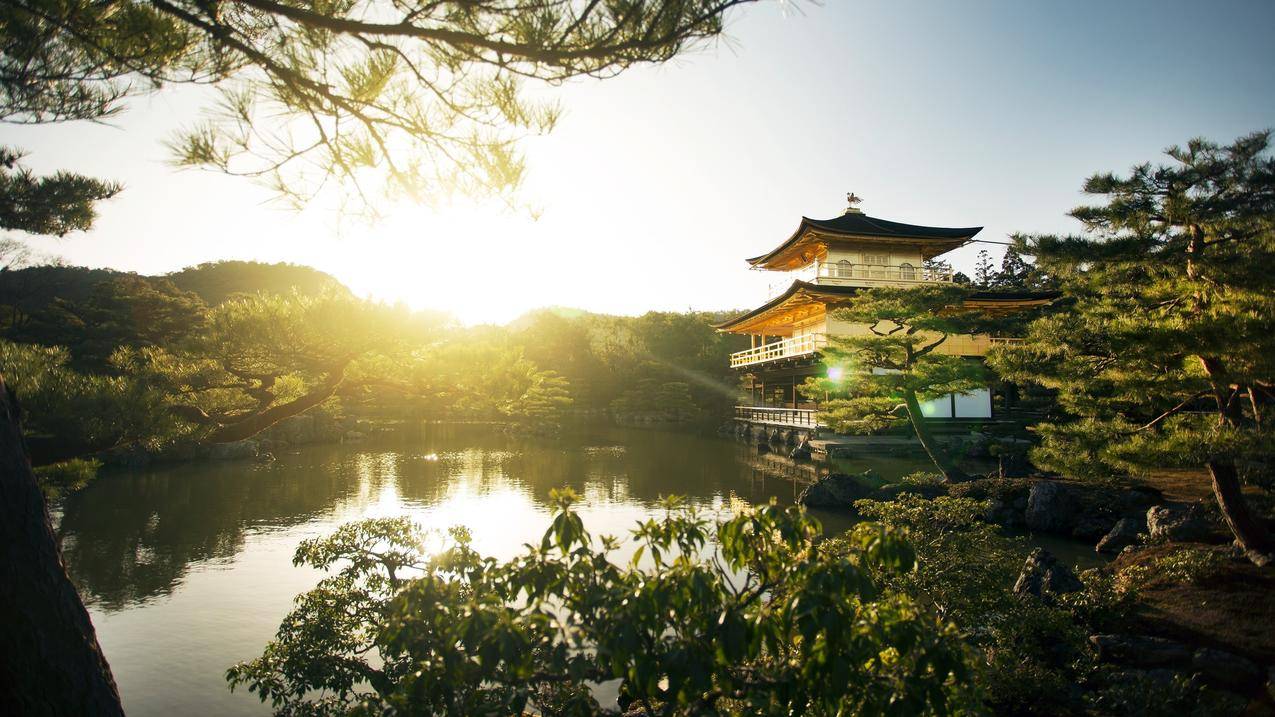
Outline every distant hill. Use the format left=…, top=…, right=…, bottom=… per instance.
left=0, top=260, right=352, bottom=319
left=506, top=305, right=750, bottom=331
left=166, top=261, right=351, bottom=305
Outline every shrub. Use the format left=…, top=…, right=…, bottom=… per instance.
left=228, top=491, right=977, bottom=716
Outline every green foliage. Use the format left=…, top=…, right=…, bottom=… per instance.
left=166, top=261, right=355, bottom=306
left=33, top=458, right=102, bottom=499
left=850, top=495, right=1020, bottom=627
left=504, top=368, right=573, bottom=425
left=610, top=378, right=701, bottom=423
left=5, top=0, right=753, bottom=217
left=805, top=285, right=990, bottom=433
left=12, top=275, right=209, bottom=370
left=1088, top=671, right=1248, bottom=717
left=990, top=245, right=1054, bottom=291
left=0, top=147, right=120, bottom=235
left=0, top=339, right=190, bottom=460
left=845, top=494, right=1151, bottom=717
left=1119, top=545, right=1228, bottom=589
left=970, top=247, right=1054, bottom=291
left=119, top=289, right=444, bottom=443
left=990, top=131, right=1275, bottom=480
left=228, top=492, right=978, bottom=716
left=804, top=285, right=989, bottom=479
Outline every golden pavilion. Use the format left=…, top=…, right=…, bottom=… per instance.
left=715, top=194, right=1056, bottom=430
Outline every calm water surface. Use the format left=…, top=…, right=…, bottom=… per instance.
left=55, top=423, right=1046, bottom=716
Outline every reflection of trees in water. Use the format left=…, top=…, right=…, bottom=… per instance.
left=393, top=423, right=753, bottom=508
left=60, top=423, right=913, bottom=611
left=59, top=446, right=373, bottom=610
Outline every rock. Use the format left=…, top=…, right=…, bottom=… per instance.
left=1096, top=517, right=1144, bottom=553
left=1108, top=668, right=1181, bottom=687
left=1267, top=666, right=1275, bottom=702
left=208, top=440, right=259, bottom=461
left=1147, top=504, right=1212, bottom=543
left=104, top=445, right=152, bottom=469
left=1072, top=512, right=1117, bottom=541
left=789, top=438, right=812, bottom=460
left=872, top=482, right=948, bottom=501
left=996, top=450, right=1032, bottom=478
left=949, top=477, right=1031, bottom=528
left=1088, top=634, right=1191, bottom=668
left=343, top=430, right=367, bottom=442
left=961, top=432, right=991, bottom=459
left=798, top=471, right=879, bottom=509
left=1025, top=481, right=1079, bottom=534
left=1013, top=548, right=1083, bottom=599
left=1190, top=648, right=1262, bottom=691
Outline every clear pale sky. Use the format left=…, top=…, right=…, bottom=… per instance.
left=6, top=0, right=1274, bottom=324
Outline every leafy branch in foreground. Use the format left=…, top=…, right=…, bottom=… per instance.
left=4, top=0, right=761, bottom=217
left=0, top=147, right=120, bottom=236
left=228, top=490, right=977, bottom=716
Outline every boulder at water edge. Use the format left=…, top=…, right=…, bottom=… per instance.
left=1025, top=481, right=1079, bottom=534
left=1013, top=547, right=1083, bottom=600
left=1147, top=503, right=1212, bottom=542
left=1096, top=517, right=1144, bottom=554
left=798, top=471, right=879, bottom=510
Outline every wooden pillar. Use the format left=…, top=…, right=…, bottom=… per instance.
left=791, top=375, right=797, bottom=409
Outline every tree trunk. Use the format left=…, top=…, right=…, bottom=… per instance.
left=0, top=376, right=126, bottom=716
left=1208, top=460, right=1274, bottom=563
left=902, top=390, right=971, bottom=483
left=204, top=361, right=350, bottom=444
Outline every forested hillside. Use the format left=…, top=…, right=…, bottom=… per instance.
left=0, top=260, right=749, bottom=466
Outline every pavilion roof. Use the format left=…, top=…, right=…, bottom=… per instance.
left=713, top=281, right=1059, bottom=334
left=747, top=212, right=983, bottom=270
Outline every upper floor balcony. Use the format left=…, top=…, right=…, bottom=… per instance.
left=730, top=333, right=826, bottom=368
left=765, top=260, right=953, bottom=299
left=729, top=334, right=1024, bottom=369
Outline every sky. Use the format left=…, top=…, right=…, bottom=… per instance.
left=6, top=0, right=1274, bottom=324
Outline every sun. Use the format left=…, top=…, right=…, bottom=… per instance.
left=313, top=201, right=579, bottom=325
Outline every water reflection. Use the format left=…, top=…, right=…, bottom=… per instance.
left=54, top=423, right=996, bottom=717
left=59, top=424, right=822, bottom=609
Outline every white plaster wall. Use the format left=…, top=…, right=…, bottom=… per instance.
left=823, top=244, right=924, bottom=267
left=954, top=389, right=992, bottom=418
left=920, top=395, right=952, bottom=418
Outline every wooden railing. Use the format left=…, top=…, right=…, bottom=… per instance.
left=763, top=261, right=953, bottom=299
left=816, top=261, right=953, bottom=284
left=729, top=334, right=825, bottom=368
left=735, top=405, right=819, bottom=428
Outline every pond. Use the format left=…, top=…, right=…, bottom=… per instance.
left=55, top=422, right=1079, bottom=716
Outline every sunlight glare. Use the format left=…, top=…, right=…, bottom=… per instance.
left=320, top=201, right=595, bottom=325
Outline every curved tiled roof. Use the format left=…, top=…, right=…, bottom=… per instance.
left=747, top=213, right=983, bottom=268
left=713, top=281, right=1059, bottom=332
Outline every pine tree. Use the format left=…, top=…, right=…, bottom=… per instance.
left=973, top=250, right=995, bottom=288
left=991, top=245, right=1050, bottom=290
left=990, top=131, right=1275, bottom=562
left=3, top=0, right=756, bottom=216
left=803, top=285, right=989, bottom=482
left=509, top=369, right=574, bottom=425
left=0, top=148, right=119, bottom=237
